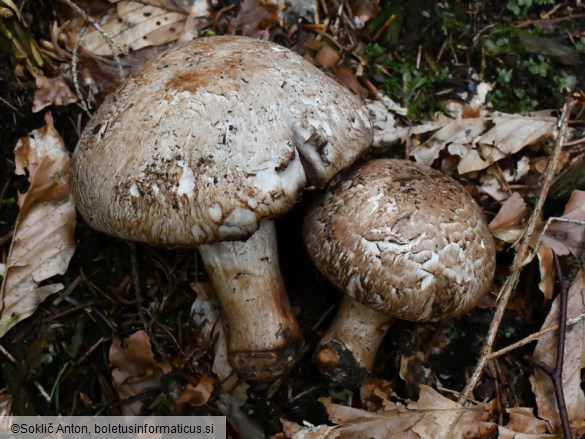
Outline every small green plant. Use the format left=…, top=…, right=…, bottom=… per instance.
left=507, top=0, right=555, bottom=17
left=363, top=43, right=452, bottom=119
left=482, top=26, right=577, bottom=113
left=363, top=2, right=578, bottom=117
left=364, top=42, right=385, bottom=60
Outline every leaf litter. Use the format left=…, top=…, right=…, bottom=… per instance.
left=529, top=269, right=585, bottom=436
left=0, top=113, right=76, bottom=339
left=280, top=383, right=496, bottom=439
left=2, top=1, right=585, bottom=437
left=80, top=1, right=192, bottom=56
left=109, top=329, right=171, bottom=415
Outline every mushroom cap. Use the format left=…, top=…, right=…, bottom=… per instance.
left=304, top=159, right=496, bottom=322
left=71, top=36, right=372, bottom=246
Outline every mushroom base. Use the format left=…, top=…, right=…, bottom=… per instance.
left=199, top=220, right=304, bottom=382
left=315, top=295, right=393, bottom=387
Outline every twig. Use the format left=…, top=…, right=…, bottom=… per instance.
left=71, top=26, right=92, bottom=117
left=487, top=311, right=585, bottom=360
left=528, top=217, right=585, bottom=261
left=129, top=243, right=148, bottom=329
left=59, top=0, right=125, bottom=83
left=311, top=303, right=337, bottom=332
left=548, top=253, right=571, bottom=438
left=48, top=301, right=95, bottom=320
left=458, top=90, right=577, bottom=404
left=0, top=344, right=51, bottom=402
left=0, top=229, right=14, bottom=247
left=0, top=96, right=24, bottom=116
left=525, top=252, right=577, bottom=439
left=62, top=336, right=107, bottom=382
left=129, top=244, right=166, bottom=357
left=61, top=271, right=118, bottom=331
left=435, top=386, right=484, bottom=405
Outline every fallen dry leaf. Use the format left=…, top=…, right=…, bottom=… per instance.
left=315, top=44, right=340, bottom=70
left=80, top=1, right=192, bottom=56
left=318, top=385, right=495, bottom=439
left=371, top=109, right=557, bottom=175
left=305, top=39, right=368, bottom=97
left=178, top=375, right=215, bottom=407
left=410, top=113, right=555, bottom=174
left=109, top=329, right=171, bottom=415
left=497, top=407, right=551, bottom=438
left=330, top=62, right=368, bottom=98
left=0, top=113, right=76, bottom=339
left=229, top=0, right=280, bottom=39
left=280, top=418, right=339, bottom=438
left=359, top=378, right=396, bottom=412
left=407, top=386, right=496, bottom=438
left=529, top=268, right=585, bottom=434
left=489, top=192, right=528, bottom=243
left=535, top=190, right=585, bottom=297
left=536, top=244, right=555, bottom=300
left=542, top=190, right=585, bottom=258
left=33, top=75, right=78, bottom=113
left=349, top=0, right=379, bottom=25
left=479, top=156, right=531, bottom=201
left=412, top=118, right=487, bottom=168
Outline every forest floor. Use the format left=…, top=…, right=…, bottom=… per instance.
left=1, top=1, right=585, bottom=438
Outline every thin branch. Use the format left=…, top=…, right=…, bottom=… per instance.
left=0, top=344, right=51, bottom=402
left=529, top=217, right=585, bottom=262
left=71, top=26, right=92, bottom=117
left=130, top=243, right=148, bottom=329
left=458, top=90, right=577, bottom=404
left=487, top=311, right=585, bottom=360
left=548, top=253, right=571, bottom=439
left=524, top=252, right=576, bottom=439
left=59, top=0, right=125, bottom=83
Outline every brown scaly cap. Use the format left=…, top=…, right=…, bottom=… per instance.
left=304, top=159, right=496, bottom=322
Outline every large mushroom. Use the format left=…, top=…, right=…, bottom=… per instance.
left=304, top=159, right=496, bottom=387
left=72, top=36, right=373, bottom=381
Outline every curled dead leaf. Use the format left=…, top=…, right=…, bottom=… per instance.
left=410, top=113, right=555, bottom=174
left=109, top=330, right=171, bottom=415
left=542, top=190, right=585, bottom=258
left=0, top=113, right=76, bottom=339
left=33, top=75, right=78, bottom=113
left=315, top=44, right=340, bottom=70
left=534, top=190, right=585, bottom=297
left=178, top=375, right=215, bottom=407
left=229, top=0, right=280, bottom=39
left=489, top=192, right=528, bottom=243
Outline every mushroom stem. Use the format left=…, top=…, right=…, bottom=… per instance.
left=315, top=295, right=394, bottom=387
left=198, top=220, right=304, bottom=381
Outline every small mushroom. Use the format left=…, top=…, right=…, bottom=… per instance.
left=303, top=159, right=496, bottom=386
left=71, top=36, right=372, bottom=381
